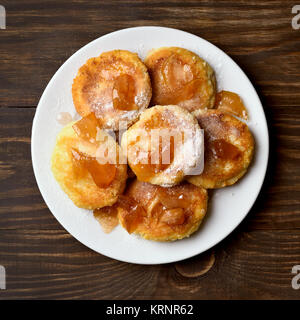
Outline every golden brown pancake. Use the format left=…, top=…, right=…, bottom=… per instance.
left=118, top=180, right=208, bottom=241
left=72, top=50, right=152, bottom=130
left=121, top=105, right=204, bottom=187
left=145, top=47, right=216, bottom=112
left=187, top=109, right=254, bottom=188
left=51, top=119, right=127, bottom=210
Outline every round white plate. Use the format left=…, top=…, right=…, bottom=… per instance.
left=31, top=27, right=269, bottom=264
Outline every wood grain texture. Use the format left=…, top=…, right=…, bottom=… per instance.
left=1, top=0, right=299, bottom=107
left=0, top=229, right=300, bottom=299
left=0, top=0, right=300, bottom=299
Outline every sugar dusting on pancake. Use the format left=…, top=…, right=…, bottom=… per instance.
left=72, top=50, right=152, bottom=130
left=121, top=105, right=204, bottom=187
left=188, top=109, right=254, bottom=188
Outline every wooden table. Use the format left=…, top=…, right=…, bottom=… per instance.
left=0, top=0, right=299, bottom=299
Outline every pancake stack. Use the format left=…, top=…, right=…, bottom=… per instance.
left=51, top=48, right=254, bottom=241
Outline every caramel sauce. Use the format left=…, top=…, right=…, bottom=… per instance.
left=211, top=139, right=241, bottom=161
left=94, top=194, right=145, bottom=234
left=162, top=54, right=194, bottom=89
left=71, top=148, right=116, bottom=188
left=167, top=79, right=203, bottom=105
left=132, top=163, right=156, bottom=182
left=160, top=208, right=185, bottom=225
left=157, top=189, right=190, bottom=209
left=117, top=195, right=145, bottom=234
left=147, top=189, right=189, bottom=226
left=93, top=206, right=119, bottom=233
left=121, top=195, right=187, bottom=229
left=175, top=79, right=202, bottom=102
left=215, top=91, right=248, bottom=120
left=131, top=134, right=175, bottom=182
left=157, top=135, right=175, bottom=170
left=113, top=74, right=137, bottom=111
left=129, top=112, right=178, bottom=182
left=160, top=53, right=205, bottom=104
left=72, top=112, right=100, bottom=141
left=119, top=183, right=194, bottom=230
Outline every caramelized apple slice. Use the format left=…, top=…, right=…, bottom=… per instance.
left=113, top=74, right=138, bottom=111
left=157, top=189, right=190, bottom=209
left=162, top=54, right=194, bottom=89
left=161, top=53, right=210, bottom=105
left=117, top=195, right=145, bottom=234
left=215, top=91, right=248, bottom=120
left=160, top=208, right=185, bottom=225
left=94, top=206, right=119, bottom=233
left=118, top=180, right=208, bottom=240
left=170, top=79, right=204, bottom=105
left=210, top=139, right=241, bottom=161
left=72, top=112, right=100, bottom=141
left=129, top=118, right=178, bottom=183
left=71, top=148, right=116, bottom=188
left=131, top=140, right=175, bottom=182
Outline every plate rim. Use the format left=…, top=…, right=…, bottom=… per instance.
left=31, top=26, right=269, bottom=265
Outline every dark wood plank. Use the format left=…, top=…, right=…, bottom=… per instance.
left=0, top=228, right=299, bottom=299
left=0, top=108, right=64, bottom=230
left=0, top=0, right=299, bottom=107
left=171, top=228, right=300, bottom=300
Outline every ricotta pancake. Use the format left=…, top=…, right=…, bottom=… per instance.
left=145, top=47, right=216, bottom=112
left=51, top=117, right=127, bottom=210
left=187, top=109, right=254, bottom=188
left=121, top=105, right=204, bottom=187
left=118, top=180, right=208, bottom=241
left=72, top=50, right=152, bottom=130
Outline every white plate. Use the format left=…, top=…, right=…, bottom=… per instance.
left=31, top=27, right=269, bottom=264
